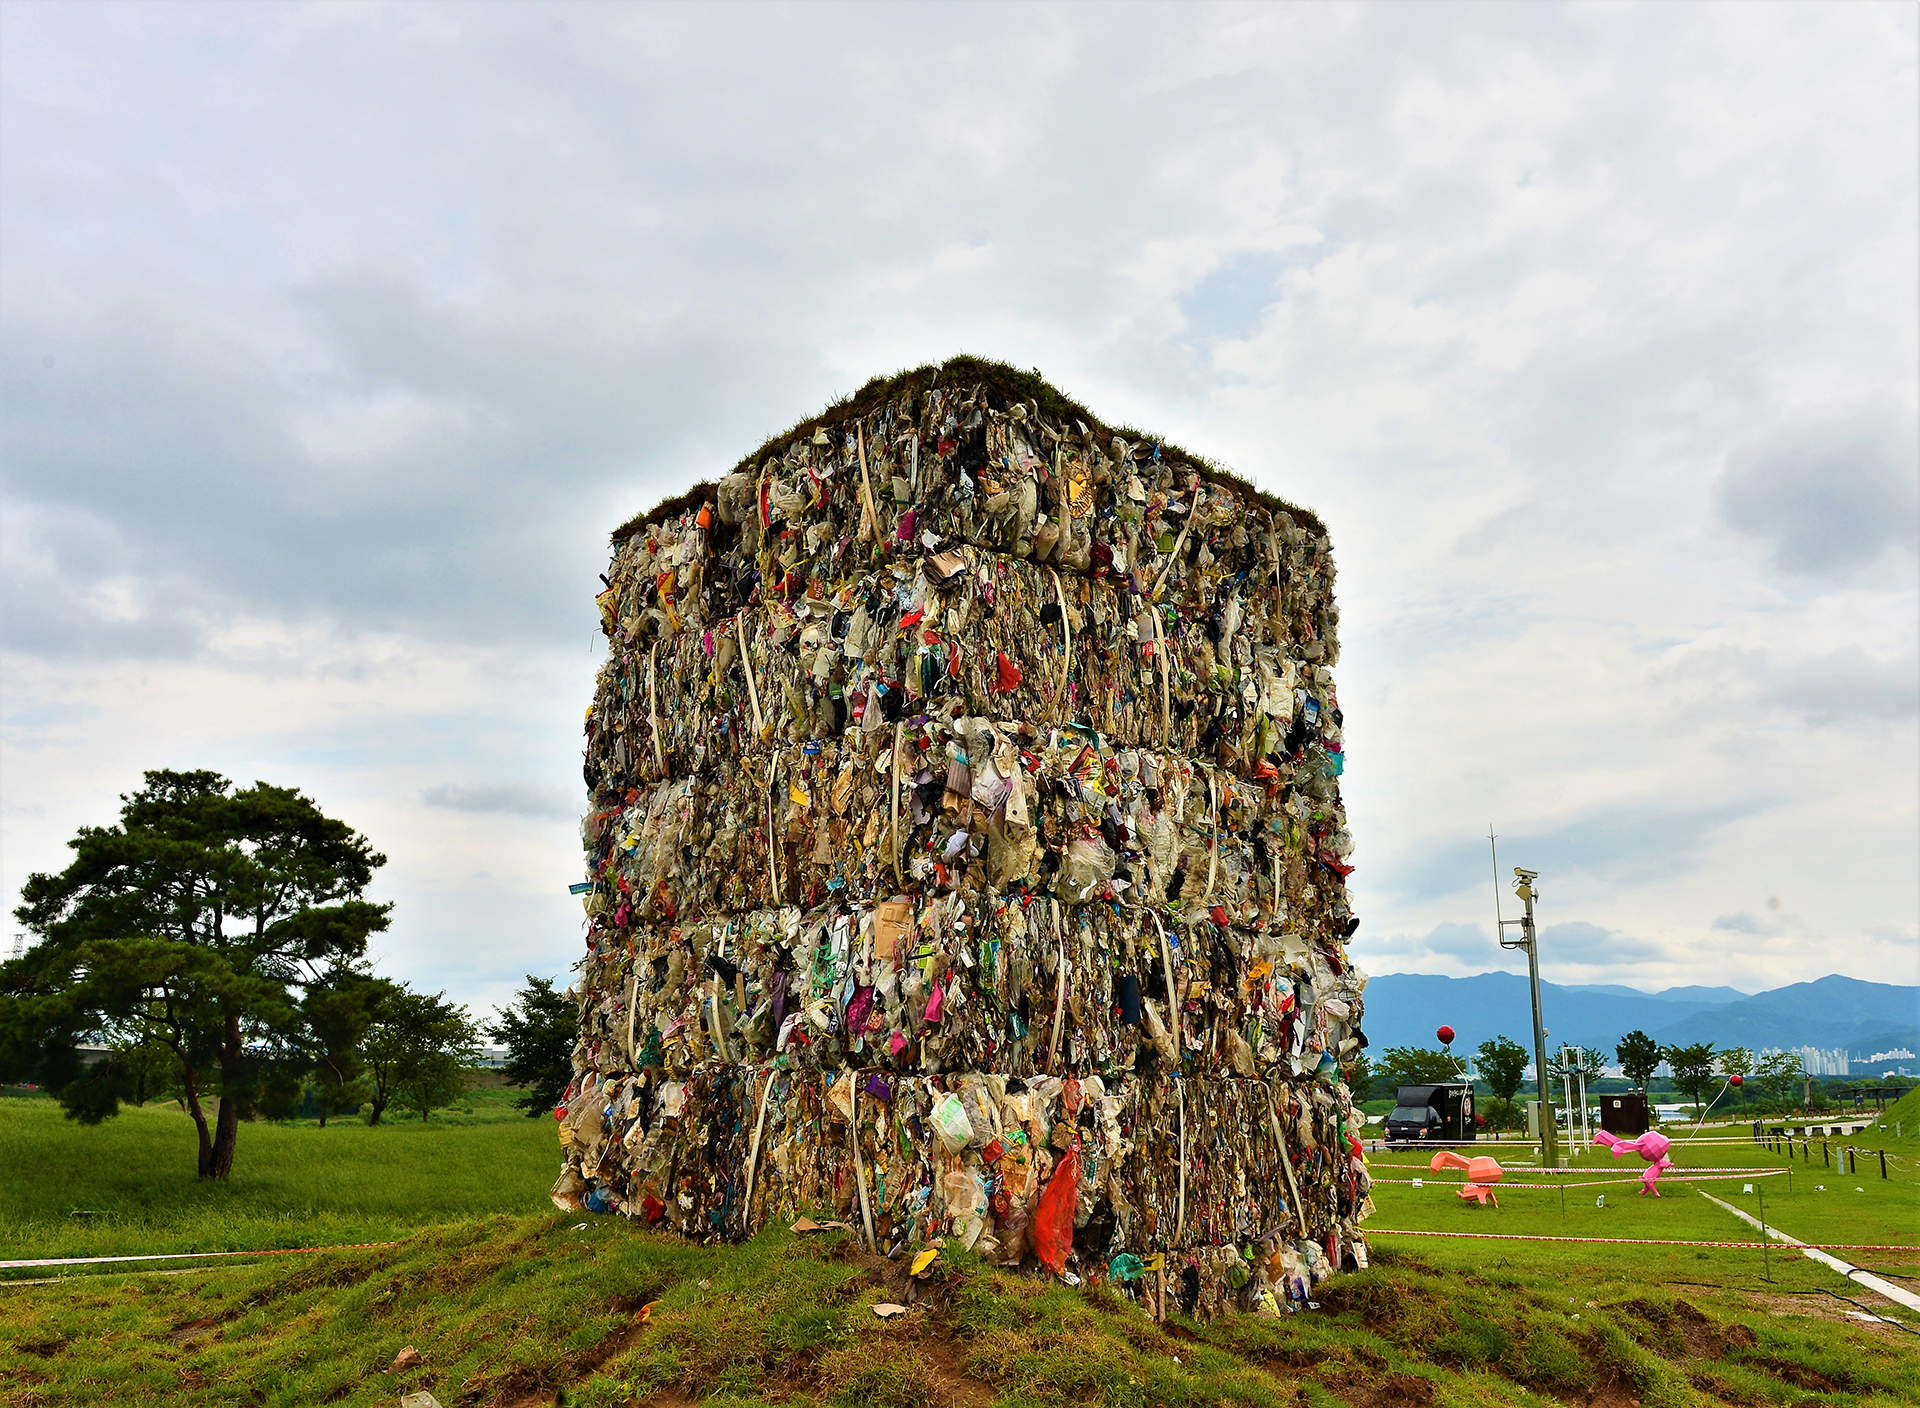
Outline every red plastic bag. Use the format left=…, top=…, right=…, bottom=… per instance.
left=1033, top=1141, right=1079, bottom=1276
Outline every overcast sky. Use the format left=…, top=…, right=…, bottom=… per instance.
left=3, top=1, right=1915, bottom=1021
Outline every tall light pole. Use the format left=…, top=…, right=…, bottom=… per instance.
left=1492, top=834, right=1559, bottom=1168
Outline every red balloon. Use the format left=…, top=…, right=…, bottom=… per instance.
left=1437, top=1025, right=1456, bottom=1046
left=1729, top=1073, right=1744, bottom=1087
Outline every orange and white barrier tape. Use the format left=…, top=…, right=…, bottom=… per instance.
left=2, top=1241, right=396, bottom=1270
left=1366, top=1228, right=1920, bottom=1251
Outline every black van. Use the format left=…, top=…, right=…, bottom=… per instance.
left=1385, top=1083, right=1475, bottom=1147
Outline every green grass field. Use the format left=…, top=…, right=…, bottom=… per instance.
left=1363, top=1124, right=1920, bottom=1290
left=1, top=1089, right=557, bottom=1262
left=3, top=1091, right=1916, bottom=1408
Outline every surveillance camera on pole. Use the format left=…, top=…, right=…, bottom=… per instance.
left=1490, top=832, right=1560, bottom=1169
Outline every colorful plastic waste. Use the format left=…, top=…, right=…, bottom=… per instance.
left=549, top=362, right=1371, bottom=1318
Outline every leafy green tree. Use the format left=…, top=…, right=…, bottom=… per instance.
left=1475, top=1035, right=1530, bottom=1104
left=1381, top=1044, right=1467, bottom=1092
left=100, top=1007, right=184, bottom=1108
left=1342, top=1051, right=1374, bottom=1102
left=1757, top=1050, right=1802, bottom=1109
left=299, top=965, right=396, bottom=1127
left=3, top=770, right=389, bottom=1178
left=486, top=974, right=578, bottom=1117
left=1718, top=1047, right=1754, bottom=1104
left=1616, top=1030, right=1662, bottom=1092
left=364, top=985, right=479, bottom=1124
left=1664, top=1042, right=1719, bottom=1117
left=1481, top=1096, right=1523, bottom=1132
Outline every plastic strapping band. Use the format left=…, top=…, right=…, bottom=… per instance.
left=742, top=1070, right=776, bottom=1219
left=1049, top=903, right=1068, bottom=1069
left=851, top=1079, right=876, bottom=1251
left=1150, top=473, right=1202, bottom=597
left=1266, top=1088, right=1306, bottom=1228
left=1267, top=521, right=1285, bottom=630
left=856, top=423, right=879, bottom=544
left=1150, top=604, right=1172, bottom=744
left=738, top=615, right=765, bottom=735
left=1176, top=1080, right=1188, bottom=1242
left=649, top=644, right=667, bottom=778
left=890, top=721, right=904, bottom=886
left=625, top=971, right=639, bottom=1063
left=1203, top=770, right=1219, bottom=903
left=766, top=750, right=782, bottom=902
left=1050, top=568, right=1071, bottom=699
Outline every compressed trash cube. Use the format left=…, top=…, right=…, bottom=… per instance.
left=553, top=359, right=1374, bottom=1316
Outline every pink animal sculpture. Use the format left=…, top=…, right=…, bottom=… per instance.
left=1429, top=1150, right=1505, bottom=1206
left=1594, top=1129, right=1674, bottom=1195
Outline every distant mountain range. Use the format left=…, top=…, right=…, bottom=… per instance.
left=1358, top=971, right=1920, bottom=1062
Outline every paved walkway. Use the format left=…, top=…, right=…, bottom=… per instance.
left=1696, top=1188, right=1919, bottom=1315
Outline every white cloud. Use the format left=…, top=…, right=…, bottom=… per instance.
left=1718, top=400, right=1919, bottom=579
left=423, top=781, right=574, bottom=819
left=2, top=0, right=1914, bottom=1010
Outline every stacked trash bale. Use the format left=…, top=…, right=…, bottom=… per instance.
left=552, top=359, right=1374, bottom=1315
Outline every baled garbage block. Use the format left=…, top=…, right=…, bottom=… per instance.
left=553, top=359, right=1372, bottom=1317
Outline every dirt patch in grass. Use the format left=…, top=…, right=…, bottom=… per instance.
left=1686, top=1366, right=1764, bottom=1406
left=1745, top=1356, right=1855, bottom=1394
left=1314, top=1368, right=1442, bottom=1408
left=1616, top=1296, right=1757, bottom=1358
left=1263, top=1344, right=1334, bottom=1372
left=459, top=1361, right=568, bottom=1408
left=1378, top=1372, right=1436, bottom=1408
left=915, top=1337, right=997, bottom=1408
left=167, top=1312, right=236, bottom=1348
left=571, top=1308, right=657, bottom=1379
left=426, top=1246, right=521, bottom=1294
left=254, top=1255, right=382, bottom=1299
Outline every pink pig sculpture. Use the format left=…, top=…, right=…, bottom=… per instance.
left=1594, top=1128, right=1674, bottom=1195
left=1429, top=1150, right=1505, bottom=1206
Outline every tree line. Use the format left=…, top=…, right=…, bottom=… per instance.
left=1350, top=1029, right=1819, bottom=1128
left=1, top=770, right=577, bottom=1180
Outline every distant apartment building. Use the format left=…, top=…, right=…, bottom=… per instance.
left=1866, top=1047, right=1916, bottom=1063
left=1793, top=1046, right=1849, bottom=1076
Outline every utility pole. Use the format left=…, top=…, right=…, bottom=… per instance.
left=1492, top=833, right=1559, bottom=1168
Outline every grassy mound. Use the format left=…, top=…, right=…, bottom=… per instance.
left=6, top=1087, right=1917, bottom=1407
left=6, top=1215, right=1917, bottom=1408
left=1868, top=1088, right=1920, bottom=1147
